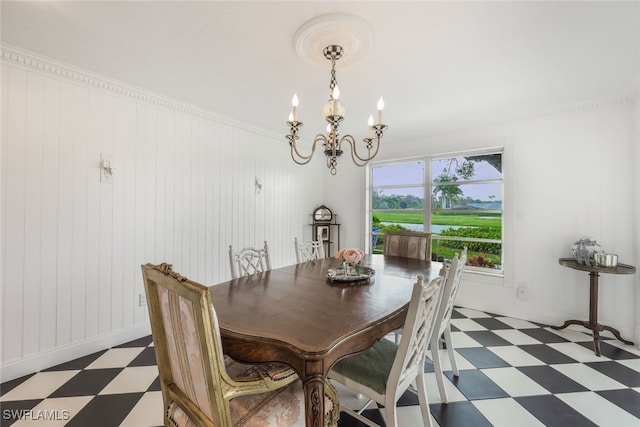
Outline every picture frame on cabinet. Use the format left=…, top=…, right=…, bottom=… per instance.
left=316, top=225, right=329, bottom=242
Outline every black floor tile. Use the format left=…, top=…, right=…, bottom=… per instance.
left=128, top=347, right=157, bottom=367
left=115, top=335, right=153, bottom=348
left=430, top=401, right=493, bottom=427
left=396, top=389, right=419, bottom=407
left=444, top=369, right=509, bottom=400
left=472, top=317, right=513, bottom=330
left=464, top=330, right=513, bottom=347
left=48, top=368, right=123, bottom=398
left=515, top=395, right=598, bottom=427
left=65, top=393, right=144, bottom=427
left=597, top=389, right=640, bottom=418
left=456, top=347, right=511, bottom=369
left=578, top=341, right=639, bottom=360
left=0, top=373, right=35, bottom=397
left=43, top=350, right=107, bottom=372
left=517, top=365, right=588, bottom=394
left=450, top=309, right=465, bottom=319
left=585, top=361, right=640, bottom=387
left=519, top=344, right=579, bottom=364
left=520, top=328, right=570, bottom=343
left=147, top=375, right=161, bottom=392
left=0, top=399, right=43, bottom=427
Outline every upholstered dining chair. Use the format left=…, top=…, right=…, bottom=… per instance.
left=329, top=273, right=443, bottom=427
left=141, top=262, right=340, bottom=427
left=294, top=237, right=325, bottom=263
left=228, top=241, right=271, bottom=279
left=429, top=248, right=467, bottom=404
left=383, top=230, right=432, bottom=261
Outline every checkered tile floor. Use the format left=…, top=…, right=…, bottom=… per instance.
left=2, top=307, right=639, bottom=426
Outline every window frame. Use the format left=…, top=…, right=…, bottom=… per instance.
left=367, top=147, right=504, bottom=277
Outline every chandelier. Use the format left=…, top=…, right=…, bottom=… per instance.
left=286, top=45, right=387, bottom=175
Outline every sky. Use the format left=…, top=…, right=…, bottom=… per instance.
left=372, top=156, right=502, bottom=201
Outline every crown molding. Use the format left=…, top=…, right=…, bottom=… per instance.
left=0, top=44, right=281, bottom=140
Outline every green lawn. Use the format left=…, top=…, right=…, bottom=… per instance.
left=372, top=210, right=502, bottom=267
left=373, top=210, right=501, bottom=227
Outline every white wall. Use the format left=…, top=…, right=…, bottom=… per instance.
left=0, top=46, right=324, bottom=382
left=329, top=98, right=638, bottom=341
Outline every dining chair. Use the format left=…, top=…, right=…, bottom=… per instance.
left=294, top=237, right=325, bottom=263
left=228, top=241, right=271, bottom=279
left=141, top=262, right=340, bottom=427
left=328, top=273, right=443, bottom=427
left=383, top=230, right=433, bottom=343
left=429, top=248, right=467, bottom=404
left=383, top=230, right=432, bottom=261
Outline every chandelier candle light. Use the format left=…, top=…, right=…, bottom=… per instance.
left=286, top=45, right=387, bottom=175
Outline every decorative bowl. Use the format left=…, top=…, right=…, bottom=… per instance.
left=594, top=253, right=618, bottom=268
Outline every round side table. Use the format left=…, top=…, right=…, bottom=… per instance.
left=554, top=258, right=636, bottom=356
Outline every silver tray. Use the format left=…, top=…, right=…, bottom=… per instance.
left=326, top=266, right=375, bottom=283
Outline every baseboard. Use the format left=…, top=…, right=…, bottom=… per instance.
left=0, top=323, right=151, bottom=383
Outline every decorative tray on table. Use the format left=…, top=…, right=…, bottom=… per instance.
left=326, top=266, right=375, bottom=284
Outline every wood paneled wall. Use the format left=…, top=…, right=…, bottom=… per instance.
left=0, top=47, right=324, bottom=381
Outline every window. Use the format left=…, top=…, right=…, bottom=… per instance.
left=369, top=150, right=503, bottom=273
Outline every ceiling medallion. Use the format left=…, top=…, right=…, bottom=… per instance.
left=293, top=13, right=374, bottom=67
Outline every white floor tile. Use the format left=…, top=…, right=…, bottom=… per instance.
left=0, top=371, right=80, bottom=401
left=85, top=348, right=145, bottom=369
left=546, top=327, right=593, bottom=342
left=99, top=366, right=159, bottom=394
left=448, top=331, right=482, bottom=348
left=487, top=346, right=546, bottom=367
left=551, top=363, right=627, bottom=391
left=119, top=391, right=163, bottom=427
left=396, top=404, right=432, bottom=426
left=557, top=391, right=640, bottom=427
left=423, top=372, right=467, bottom=403
left=11, top=396, right=93, bottom=427
left=472, top=397, right=545, bottom=427
left=619, top=358, right=640, bottom=373
left=495, top=317, right=540, bottom=330
left=548, top=342, right=607, bottom=363
left=449, top=319, right=488, bottom=332
left=493, top=329, right=543, bottom=345
left=427, top=347, right=476, bottom=372
left=481, top=367, right=550, bottom=397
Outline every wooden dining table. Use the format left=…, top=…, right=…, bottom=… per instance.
left=208, top=254, right=443, bottom=427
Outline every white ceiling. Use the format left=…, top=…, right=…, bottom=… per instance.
left=2, top=1, right=639, bottom=142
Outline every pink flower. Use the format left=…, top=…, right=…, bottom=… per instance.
left=343, top=248, right=364, bottom=265
left=336, top=248, right=346, bottom=261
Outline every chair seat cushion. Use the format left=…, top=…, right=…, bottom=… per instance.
left=330, top=338, right=398, bottom=395
left=167, top=379, right=337, bottom=427
left=225, top=355, right=297, bottom=384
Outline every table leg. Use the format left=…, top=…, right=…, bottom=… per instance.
left=303, top=374, right=325, bottom=427
left=551, top=272, right=602, bottom=356
left=601, top=324, right=635, bottom=346
left=588, top=272, right=601, bottom=356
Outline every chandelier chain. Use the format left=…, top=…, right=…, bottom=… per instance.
left=286, top=44, right=386, bottom=174
left=329, top=58, right=337, bottom=93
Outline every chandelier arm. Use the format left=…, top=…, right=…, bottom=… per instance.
left=340, top=134, right=381, bottom=165
left=289, top=133, right=327, bottom=165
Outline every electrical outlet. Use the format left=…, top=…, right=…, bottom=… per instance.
left=138, top=293, right=147, bottom=307
left=517, top=283, right=530, bottom=300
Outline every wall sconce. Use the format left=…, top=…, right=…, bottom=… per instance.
left=100, top=154, right=114, bottom=183
left=255, top=177, right=263, bottom=194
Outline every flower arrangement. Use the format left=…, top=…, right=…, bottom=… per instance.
left=336, top=248, right=365, bottom=275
